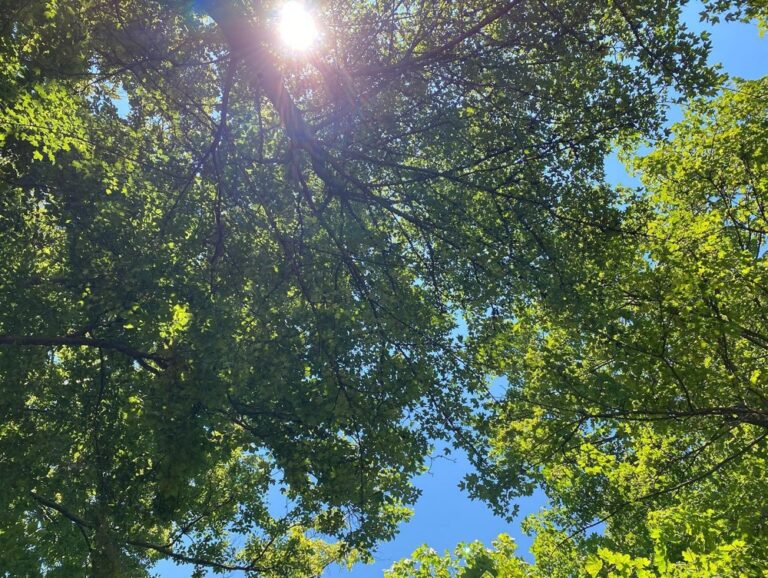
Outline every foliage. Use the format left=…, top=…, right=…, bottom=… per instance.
left=0, top=0, right=749, bottom=575
left=384, top=534, right=532, bottom=578
left=386, top=529, right=760, bottom=578
left=465, top=76, right=768, bottom=572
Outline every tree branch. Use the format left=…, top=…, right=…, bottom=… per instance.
left=0, top=335, right=167, bottom=372
left=355, top=1, right=523, bottom=76
left=31, top=491, right=92, bottom=529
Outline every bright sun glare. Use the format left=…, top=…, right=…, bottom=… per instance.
left=278, top=1, right=319, bottom=52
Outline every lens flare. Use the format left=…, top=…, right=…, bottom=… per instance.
left=278, top=1, right=319, bottom=52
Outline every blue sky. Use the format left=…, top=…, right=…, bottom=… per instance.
left=605, top=2, right=768, bottom=187
left=155, top=6, right=767, bottom=577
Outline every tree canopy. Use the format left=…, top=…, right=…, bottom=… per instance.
left=0, top=0, right=763, bottom=575
left=386, top=529, right=755, bottom=578
left=449, top=64, right=768, bottom=578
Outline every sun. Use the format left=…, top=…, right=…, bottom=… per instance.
left=277, top=1, right=319, bottom=52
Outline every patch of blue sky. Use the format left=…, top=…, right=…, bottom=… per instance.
left=113, top=84, right=131, bottom=119
left=323, top=450, right=547, bottom=578
left=606, top=1, right=768, bottom=189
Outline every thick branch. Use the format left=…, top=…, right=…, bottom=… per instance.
left=123, top=537, right=271, bottom=573
left=200, top=0, right=356, bottom=204
left=580, top=406, right=768, bottom=429
left=0, top=335, right=167, bottom=372
left=199, top=0, right=312, bottom=144
left=31, top=491, right=92, bottom=529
